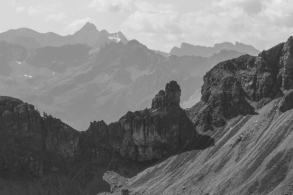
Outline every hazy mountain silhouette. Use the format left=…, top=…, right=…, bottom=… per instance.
left=0, top=41, right=28, bottom=76
left=0, top=22, right=128, bottom=48
left=26, top=44, right=92, bottom=73
left=170, top=41, right=260, bottom=57
left=0, top=38, right=245, bottom=130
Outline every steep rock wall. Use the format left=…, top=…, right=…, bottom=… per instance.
left=89, top=81, right=198, bottom=162
left=191, top=36, right=293, bottom=131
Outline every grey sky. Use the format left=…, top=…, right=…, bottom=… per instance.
left=1, top=0, right=293, bottom=52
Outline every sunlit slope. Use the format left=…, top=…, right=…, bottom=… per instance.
left=121, top=98, right=293, bottom=195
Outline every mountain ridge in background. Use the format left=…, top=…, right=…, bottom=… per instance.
left=0, top=36, right=246, bottom=130
left=0, top=22, right=128, bottom=49
left=170, top=41, right=260, bottom=57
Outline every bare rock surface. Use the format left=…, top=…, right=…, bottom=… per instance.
left=87, top=81, right=202, bottom=162
left=190, top=36, right=293, bottom=132
left=120, top=98, right=293, bottom=195
left=0, top=96, right=140, bottom=195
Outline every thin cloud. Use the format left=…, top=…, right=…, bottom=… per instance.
left=121, top=0, right=293, bottom=52
left=15, top=4, right=68, bottom=24
left=88, top=0, right=135, bottom=12
left=46, top=13, right=68, bottom=23
left=27, top=5, right=51, bottom=16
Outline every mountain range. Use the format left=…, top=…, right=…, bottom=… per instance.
left=0, top=22, right=128, bottom=50
left=170, top=41, right=260, bottom=57
left=0, top=35, right=293, bottom=195
left=1, top=23, right=291, bottom=195
left=0, top=23, right=251, bottom=130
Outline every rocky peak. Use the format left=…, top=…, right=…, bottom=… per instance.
left=166, top=80, right=181, bottom=105
left=77, top=22, right=98, bottom=33
left=190, top=37, right=293, bottom=131
left=126, top=39, right=146, bottom=50
left=87, top=81, right=202, bottom=162
left=152, top=81, right=181, bottom=109
left=100, top=29, right=109, bottom=36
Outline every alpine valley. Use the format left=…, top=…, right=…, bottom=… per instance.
left=1, top=23, right=293, bottom=195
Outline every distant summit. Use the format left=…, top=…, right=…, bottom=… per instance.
left=78, top=22, right=98, bottom=32
left=0, top=22, right=128, bottom=49
left=170, top=41, right=260, bottom=57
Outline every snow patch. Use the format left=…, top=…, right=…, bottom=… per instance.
left=108, top=35, right=121, bottom=42
left=24, top=74, right=33, bottom=78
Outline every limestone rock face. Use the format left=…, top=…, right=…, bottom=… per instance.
left=0, top=96, right=141, bottom=195
left=90, top=81, right=197, bottom=162
left=0, top=97, right=83, bottom=179
left=190, top=37, right=293, bottom=131
left=0, top=97, right=44, bottom=178
left=0, top=96, right=42, bottom=133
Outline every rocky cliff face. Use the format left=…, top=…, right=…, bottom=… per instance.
left=0, top=96, right=81, bottom=179
left=88, top=81, right=199, bottom=162
left=0, top=96, right=139, bottom=195
left=190, top=36, right=293, bottom=132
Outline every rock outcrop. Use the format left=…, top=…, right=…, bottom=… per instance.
left=0, top=96, right=139, bottom=195
left=0, top=96, right=81, bottom=179
left=0, top=80, right=207, bottom=195
left=89, top=81, right=198, bottom=162
left=190, top=36, right=293, bottom=131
